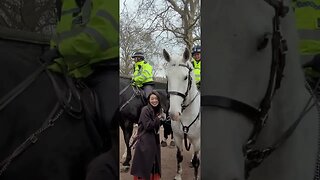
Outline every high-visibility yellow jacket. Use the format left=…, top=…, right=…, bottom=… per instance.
left=192, top=59, right=201, bottom=85
left=293, top=0, right=320, bottom=64
left=49, top=0, right=119, bottom=78
left=132, top=60, right=153, bottom=87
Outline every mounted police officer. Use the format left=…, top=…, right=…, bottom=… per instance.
left=191, top=45, right=201, bottom=89
left=131, top=51, right=155, bottom=98
left=40, top=0, right=119, bottom=179
left=293, top=0, right=320, bottom=89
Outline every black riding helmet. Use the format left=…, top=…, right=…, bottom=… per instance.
left=131, top=52, right=145, bottom=60
left=191, top=45, right=201, bottom=55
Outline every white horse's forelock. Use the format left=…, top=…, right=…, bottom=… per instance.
left=166, top=55, right=193, bottom=75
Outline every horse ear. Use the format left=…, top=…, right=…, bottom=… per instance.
left=163, top=49, right=170, bottom=62
left=183, top=48, right=190, bottom=62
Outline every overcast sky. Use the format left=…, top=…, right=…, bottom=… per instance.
left=119, top=0, right=191, bottom=77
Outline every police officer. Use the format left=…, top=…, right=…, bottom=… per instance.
left=293, top=0, right=320, bottom=89
left=131, top=52, right=154, bottom=98
left=293, top=0, right=320, bottom=65
left=191, top=45, right=201, bottom=89
left=40, top=0, right=119, bottom=179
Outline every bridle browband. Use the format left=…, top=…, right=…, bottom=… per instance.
left=200, top=0, right=307, bottom=178
left=167, top=62, right=200, bottom=151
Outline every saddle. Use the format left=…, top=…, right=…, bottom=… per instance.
left=131, top=85, right=147, bottom=105
left=139, top=89, right=148, bottom=104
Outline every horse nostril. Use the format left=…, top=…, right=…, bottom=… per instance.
left=178, top=112, right=181, bottom=116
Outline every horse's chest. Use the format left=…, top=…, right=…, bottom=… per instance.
left=171, top=119, right=200, bottom=138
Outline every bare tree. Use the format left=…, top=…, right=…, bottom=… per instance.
left=120, top=0, right=200, bottom=78
left=120, top=1, right=166, bottom=77
left=0, top=0, right=56, bottom=43
left=136, top=0, right=201, bottom=49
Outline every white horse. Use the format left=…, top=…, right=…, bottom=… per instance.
left=201, top=0, right=319, bottom=180
left=163, top=48, right=201, bottom=180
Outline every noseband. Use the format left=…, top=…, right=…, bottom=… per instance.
left=201, top=0, right=295, bottom=178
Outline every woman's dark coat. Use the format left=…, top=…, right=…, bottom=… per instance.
left=130, top=104, right=161, bottom=179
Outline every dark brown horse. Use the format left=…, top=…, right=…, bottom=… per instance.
left=0, top=39, right=117, bottom=180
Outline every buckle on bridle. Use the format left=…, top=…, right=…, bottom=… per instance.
left=30, top=135, right=38, bottom=144
left=259, top=113, right=269, bottom=127
left=183, top=126, right=189, bottom=134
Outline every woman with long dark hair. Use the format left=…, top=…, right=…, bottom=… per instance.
left=131, top=90, right=162, bottom=180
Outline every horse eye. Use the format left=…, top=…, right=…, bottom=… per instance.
left=184, top=76, right=188, bottom=80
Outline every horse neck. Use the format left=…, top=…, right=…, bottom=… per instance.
left=182, top=83, right=200, bottom=118
left=185, top=81, right=198, bottom=102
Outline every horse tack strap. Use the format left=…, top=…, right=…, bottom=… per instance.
left=202, top=94, right=313, bottom=179
left=180, top=110, right=200, bottom=151
left=244, top=92, right=315, bottom=178
left=175, top=63, right=191, bottom=70
left=168, top=91, right=186, bottom=99
left=47, top=64, right=83, bottom=119
left=263, top=0, right=289, bottom=17
left=0, top=63, right=48, bottom=111
left=201, top=95, right=268, bottom=151
left=182, top=91, right=200, bottom=111
left=119, top=84, right=130, bottom=96
left=201, top=95, right=260, bottom=122
left=119, top=86, right=144, bottom=112
left=0, top=102, right=63, bottom=175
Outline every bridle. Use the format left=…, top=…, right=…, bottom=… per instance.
left=0, top=59, right=103, bottom=176
left=167, top=62, right=200, bottom=151
left=200, top=0, right=313, bottom=178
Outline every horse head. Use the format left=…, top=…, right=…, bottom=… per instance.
left=202, top=0, right=318, bottom=180
left=163, top=48, right=197, bottom=121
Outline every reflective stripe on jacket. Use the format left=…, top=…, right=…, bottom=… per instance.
left=192, top=59, right=201, bottom=84
left=293, top=0, right=320, bottom=63
left=49, top=0, right=119, bottom=78
left=133, top=60, right=153, bottom=87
